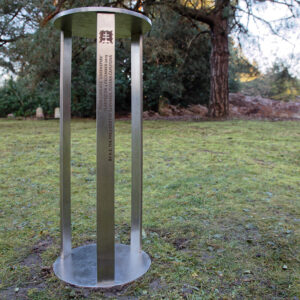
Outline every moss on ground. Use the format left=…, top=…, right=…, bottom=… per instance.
left=0, top=119, right=299, bottom=299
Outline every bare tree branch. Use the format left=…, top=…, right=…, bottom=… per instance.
left=170, top=3, right=215, bottom=27
left=41, top=0, right=67, bottom=26
left=235, top=5, right=294, bottom=45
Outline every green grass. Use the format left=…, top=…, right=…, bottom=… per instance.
left=0, top=119, right=299, bottom=299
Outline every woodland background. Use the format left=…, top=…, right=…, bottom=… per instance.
left=0, top=0, right=299, bottom=118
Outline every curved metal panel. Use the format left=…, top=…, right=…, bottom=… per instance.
left=52, top=7, right=152, bottom=38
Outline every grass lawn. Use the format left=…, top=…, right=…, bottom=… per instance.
left=0, top=119, right=299, bottom=299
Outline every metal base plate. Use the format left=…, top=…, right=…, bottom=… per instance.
left=53, top=244, right=151, bottom=288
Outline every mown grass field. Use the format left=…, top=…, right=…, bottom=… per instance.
left=0, top=119, right=299, bottom=299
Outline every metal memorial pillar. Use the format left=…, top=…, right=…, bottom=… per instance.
left=59, top=30, right=72, bottom=260
left=96, top=13, right=116, bottom=284
left=52, top=7, right=152, bottom=288
left=131, top=34, right=143, bottom=253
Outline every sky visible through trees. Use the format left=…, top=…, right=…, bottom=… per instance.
left=234, top=2, right=300, bottom=78
left=0, top=0, right=299, bottom=118
left=0, top=1, right=299, bottom=83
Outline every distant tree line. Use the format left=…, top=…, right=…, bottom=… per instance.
left=241, top=62, right=300, bottom=101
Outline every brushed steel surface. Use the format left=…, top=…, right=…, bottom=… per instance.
left=53, top=244, right=151, bottom=288
left=131, top=34, right=143, bottom=253
left=53, top=7, right=151, bottom=39
left=54, top=8, right=152, bottom=288
left=96, top=13, right=115, bottom=283
left=60, top=31, right=72, bottom=259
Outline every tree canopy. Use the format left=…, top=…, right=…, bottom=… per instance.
left=0, top=0, right=298, bottom=118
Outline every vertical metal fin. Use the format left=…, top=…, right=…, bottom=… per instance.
left=96, top=13, right=116, bottom=283
left=60, top=30, right=72, bottom=259
left=131, top=34, right=143, bottom=253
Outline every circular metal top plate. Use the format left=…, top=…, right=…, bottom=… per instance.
left=52, top=7, right=152, bottom=39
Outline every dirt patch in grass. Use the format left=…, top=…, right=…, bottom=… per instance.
left=0, top=119, right=299, bottom=299
left=0, top=237, right=53, bottom=300
left=0, top=282, right=47, bottom=300
left=172, top=238, right=190, bottom=250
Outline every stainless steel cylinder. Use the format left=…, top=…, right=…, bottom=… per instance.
left=52, top=7, right=152, bottom=288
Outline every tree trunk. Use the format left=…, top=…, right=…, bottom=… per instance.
left=208, top=14, right=229, bottom=118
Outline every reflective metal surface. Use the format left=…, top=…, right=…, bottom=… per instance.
left=131, top=34, right=143, bottom=253
left=60, top=31, right=72, bottom=259
left=54, top=8, right=151, bottom=288
left=53, top=244, right=151, bottom=288
left=96, top=13, right=115, bottom=284
left=53, top=7, right=152, bottom=39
